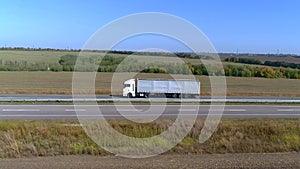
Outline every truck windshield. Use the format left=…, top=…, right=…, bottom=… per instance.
left=123, top=84, right=130, bottom=88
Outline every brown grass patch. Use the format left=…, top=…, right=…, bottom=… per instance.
left=0, top=119, right=299, bottom=158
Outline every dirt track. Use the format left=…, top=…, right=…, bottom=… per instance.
left=0, top=153, right=299, bottom=169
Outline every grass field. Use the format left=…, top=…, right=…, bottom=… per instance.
left=1, top=50, right=296, bottom=70
left=1, top=50, right=299, bottom=63
left=0, top=50, right=77, bottom=64
left=0, top=50, right=195, bottom=65
left=0, top=119, right=298, bottom=158
left=0, top=72, right=299, bottom=96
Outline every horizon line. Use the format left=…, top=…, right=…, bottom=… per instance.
left=0, top=46, right=299, bottom=56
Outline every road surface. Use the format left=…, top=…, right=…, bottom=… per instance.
left=0, top=153, right=299, bottom=169
left=0, top=94, right=300, bottom=103
left=0, top=104, right=300, bottom=119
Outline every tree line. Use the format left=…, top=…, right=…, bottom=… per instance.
left=2, top=47, right=300, bottom=58
left=225, top=57, right=300, bottom=69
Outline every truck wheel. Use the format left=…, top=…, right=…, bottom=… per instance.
left=127, top=93, right=133, bottom=98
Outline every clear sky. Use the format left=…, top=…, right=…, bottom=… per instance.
left=1, top=0, right=299, bottom=54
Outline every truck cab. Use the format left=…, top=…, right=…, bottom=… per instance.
left=123, top=79, right=136, bottom=97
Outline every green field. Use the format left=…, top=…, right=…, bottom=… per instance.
left=0, top=49, right=287, bottom=69
left=0, top=72, right=299, bottom=96
left=1, top=50, right=299, bottom=64
left=0, top=50, right=192, bottom=65
left=0, top=50, right=75, bottom=64
left=0, top=119, right=298, bottom=158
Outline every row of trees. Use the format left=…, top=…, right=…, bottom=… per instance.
left=2, top=47, right=300, bottom=58
left=264, top=61, right=300, bottom=69
left=225, top=57, right=300, bottom=69
left=223, top=65, right=300, bottom=79
left=224, top=57, right=262, bottom=65
left=220, top=53, right=300, bottom=58
left=120, top=63, right=300, bottom=79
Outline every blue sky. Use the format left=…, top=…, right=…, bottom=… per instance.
left=1, top=0, right=300, bottom=54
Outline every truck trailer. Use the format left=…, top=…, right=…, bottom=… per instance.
left=122, top=79, right=200, bottom=98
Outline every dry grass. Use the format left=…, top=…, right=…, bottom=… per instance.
left=0, top=72, right=300, bottom=96
left=0, top=119, right=299, bottom=158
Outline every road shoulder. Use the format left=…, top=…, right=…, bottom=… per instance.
left=0, top=153, right=299, bottom=169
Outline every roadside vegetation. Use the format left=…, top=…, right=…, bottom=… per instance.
left=0, top=119, right=299, bottom=158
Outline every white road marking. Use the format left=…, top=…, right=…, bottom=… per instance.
left=277, top=109, right=294, bottom=112
left=65, top=109, right=86, bottom=112
left=277, top=109, right=300, bottom=112
left=2, top=109, right=40, bottom=112
left=117, top=109, right=143, bottom=112
left=178, top=109, right=196, bottom=111
left=226, top=109, right=246, bottom=112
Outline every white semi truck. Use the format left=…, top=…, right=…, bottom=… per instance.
left=122, top=79, right=200, bottom=98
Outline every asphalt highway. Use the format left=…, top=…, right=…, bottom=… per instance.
left=1, top=94, right=300, bottom=103
left=0, top=104, right=299, bottom=119
left=1, top=94, right=300, bottom=99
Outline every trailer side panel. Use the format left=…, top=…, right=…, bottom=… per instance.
left=137, top=79, right=200, bottom=94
